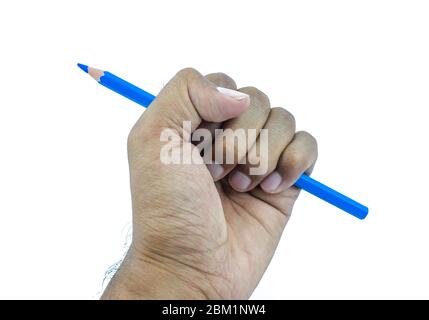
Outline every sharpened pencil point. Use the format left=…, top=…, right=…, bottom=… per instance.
left=77, top=63, right=89, bottom=73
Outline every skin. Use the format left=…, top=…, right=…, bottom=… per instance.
left=101, top=68, right=318, bottom=299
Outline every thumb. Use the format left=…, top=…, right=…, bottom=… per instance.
left=130, top=68, right=250, bottom=141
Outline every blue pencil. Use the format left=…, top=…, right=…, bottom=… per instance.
left=77, top=63, right=368, bottom=220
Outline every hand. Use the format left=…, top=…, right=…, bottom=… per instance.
left=101, top=68, right=317, bottom=299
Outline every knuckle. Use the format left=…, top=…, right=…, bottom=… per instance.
left=296, top=131, right=318, bottom=149
left=239, top=86, right=270, bottom=110
left=207, top=72, right=237, bottom=88
left=269, top=107, right=296, bottom=129
left=271, top=107, right=295, bottom=123
left=175, top=67, right=201, bottom=81
left=240, top=86, right=262, bottom=97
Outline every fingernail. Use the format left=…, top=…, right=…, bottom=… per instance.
left=261, top=171, right=282, bottom=193
left=229, top=171, right=252, bottom=191
left=207, top=163, right=224, bottom=180
left=217, top=87, right=249, bottom=100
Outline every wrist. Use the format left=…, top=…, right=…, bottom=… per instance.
left=101, top=245, right=220, bottom=300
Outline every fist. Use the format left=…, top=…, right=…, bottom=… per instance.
left=102, top=68, right=317, bottom=299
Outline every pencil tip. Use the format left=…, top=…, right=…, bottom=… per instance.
left=77, top=63, right=89, bottom=73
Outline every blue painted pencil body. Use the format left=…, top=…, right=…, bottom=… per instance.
left=294, top=174, right=368, bottom=219
left=101, top=71, right=155, bottom=107
left=77, top=63, right=368, bottom=220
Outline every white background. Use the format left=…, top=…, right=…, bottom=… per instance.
left=0, top=0, right=428, bottom=299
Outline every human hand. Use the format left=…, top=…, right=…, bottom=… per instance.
left=101, top=68, right=317, bottom=299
